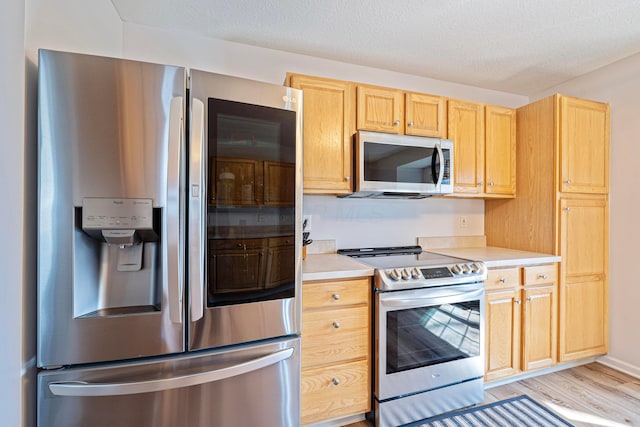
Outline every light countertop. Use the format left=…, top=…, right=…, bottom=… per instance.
left=302, top=253, right=374, bottom=281
left=301, top=243, right=560, bottom=281
left=426, top=246, right=561, bottom=268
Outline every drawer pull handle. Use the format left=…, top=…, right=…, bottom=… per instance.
left=332, top=293, right=340, bottom=301
left=393, top=120, right=401, bottom=126
left=332, top=378, right=340, bottom=386
left=538, top=274, right=548, bottom=280
left=499, top=278, right=506, bottom=283
left=332, top=321, right=340, bottom=329
left=515, top=300, right=521, bottom=305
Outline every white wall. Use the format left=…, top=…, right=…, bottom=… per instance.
left=15, top=1, right=123, bottom=426
left=24, top=0, right=123, bottom=61
left=123, top=23, right=528, bottom=248
left=534, top=53, right=640, bottom=376
left=1, top=0, right=26, bottom=424
left=123, top=24, right=527, bottom=107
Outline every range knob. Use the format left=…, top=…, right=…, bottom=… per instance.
left=411, top=267, right=421, bottom=279
left=470, top=263, right=480, bottom=273
left=451, top=264, right=462, bottom=275
left=401, top=269, right=411, bottom=280
left=462, top=264, right=471, bottom=274
left=387, top=269, right=401, bottom=281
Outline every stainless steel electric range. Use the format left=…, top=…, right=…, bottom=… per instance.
left=338, top=246, right=488, bottom=427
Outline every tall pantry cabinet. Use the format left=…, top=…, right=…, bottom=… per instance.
left=485, top=94, right=609, bottom=362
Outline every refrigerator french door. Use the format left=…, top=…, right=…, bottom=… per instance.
left=188, top=70, right=302, bottom=350
left=37, top=49, right=302, bottom=426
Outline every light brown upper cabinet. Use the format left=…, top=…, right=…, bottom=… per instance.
left=485, top=105, right=516, bottom=196
left=447, top=99, right=485, bottom=195
left=447, top=100, right=516, bottom=198
left=286, top=73, right=355, bottom=195
left=485, top=94, right=610, bottom=363
left=357, top=84, right=446, bottom=137
left=285, top=73, right=515, bottom=197
left=559, top=96, right=610, bottom=194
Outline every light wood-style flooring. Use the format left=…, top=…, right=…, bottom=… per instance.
left=345, top=362, right=640, bottom=426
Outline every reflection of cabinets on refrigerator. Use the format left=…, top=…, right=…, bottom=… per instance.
left=209, top=237, right=295, bottom=293
left=210, top=157, right=295, bottom=206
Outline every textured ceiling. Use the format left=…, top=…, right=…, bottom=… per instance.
left=110, top=0, right=640, bottom=95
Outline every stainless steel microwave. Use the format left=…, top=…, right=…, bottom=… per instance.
left=340, top=130, right=454, bottom=199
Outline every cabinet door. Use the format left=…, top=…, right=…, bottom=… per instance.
left=301, top=359, right=370, bottom=425
left=448, top=99, right=485, bottom=195
left=209, top=240, right=267, bottom=294
left=405, top=92, right=446, bottom=137
left=485, top=288, right=521, bottom=381
left=559, top=197, right=608, bottom=361
left=265, top=237, right=295, bottom=288
left=288, top=75, right=355, bottom=194
left=485, top=105, right=516, bottom=196
left=356, top=85, right=404, bottom=133
left=211, top=158, right=260, bottom=205
left=522, top=285, right=556, bottom=371
left=559, top=96, right=610, bottom=194
left=263, top=161, right=295, bottom=206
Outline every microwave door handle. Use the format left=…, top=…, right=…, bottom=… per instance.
left=434, top=142, right=444, bottom=189
left=48, top=348, right=295, bottom=397
left=189, top=98, right=205, bottom=322
left=167, top=96, right=184, bottom=324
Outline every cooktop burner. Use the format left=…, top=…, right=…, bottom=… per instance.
left=338, top=245, right=488, bottom=291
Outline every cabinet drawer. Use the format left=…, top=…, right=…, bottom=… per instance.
left=486, top=268, right=520, bottom=290
left=302, top=306, right=369, bottom=367
left=303, top=278, right=370, bottom=309
left=523, top=264, right=557, bottom=285
left=301, top=359, right=370, bottom=425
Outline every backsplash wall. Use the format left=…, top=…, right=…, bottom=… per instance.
left=304, top=195, right=484, bottom=250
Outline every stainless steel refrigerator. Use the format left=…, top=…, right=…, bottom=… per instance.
left=37, top=49, right=303, bottom=426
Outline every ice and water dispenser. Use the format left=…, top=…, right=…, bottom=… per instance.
left=74, top=198, right=162, bottom=318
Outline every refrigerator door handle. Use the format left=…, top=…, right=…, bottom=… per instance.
left=189, top=98, right=205, bottom=322
left=48, top=347, right=295, bottom=397
left=167, top=96, right=184, bottom=324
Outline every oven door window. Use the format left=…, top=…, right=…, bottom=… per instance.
left=386, top=300, right=480, bottom=374
left=206, top=98, right=297, bottom=307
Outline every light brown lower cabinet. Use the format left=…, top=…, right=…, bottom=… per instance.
left=301, top=277, right=371, bottom=425
left=485, top=264, right=558, bottom=382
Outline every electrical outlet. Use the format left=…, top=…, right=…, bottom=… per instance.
left=303, top=215, right=312, bottom=231
left=459, top=216, right=469, bottom=228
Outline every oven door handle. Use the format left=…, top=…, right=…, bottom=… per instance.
left=380, top=287, right=484, bottom=309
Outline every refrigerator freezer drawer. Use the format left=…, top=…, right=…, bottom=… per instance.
left=38, top=337, right=300, bottom=427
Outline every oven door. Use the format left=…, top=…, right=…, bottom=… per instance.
left=375, top=283, right=484, bottom=401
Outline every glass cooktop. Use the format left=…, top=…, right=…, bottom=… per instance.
left=337, top=245, right=472, bottom=269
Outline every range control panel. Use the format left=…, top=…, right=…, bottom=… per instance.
left=377, top=262, right=487, bottom=291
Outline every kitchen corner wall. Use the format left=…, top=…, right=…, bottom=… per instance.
left=534, top=52, right=640, bottom=377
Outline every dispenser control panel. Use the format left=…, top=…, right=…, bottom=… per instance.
left=82, top=198, right=153, bottom=230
